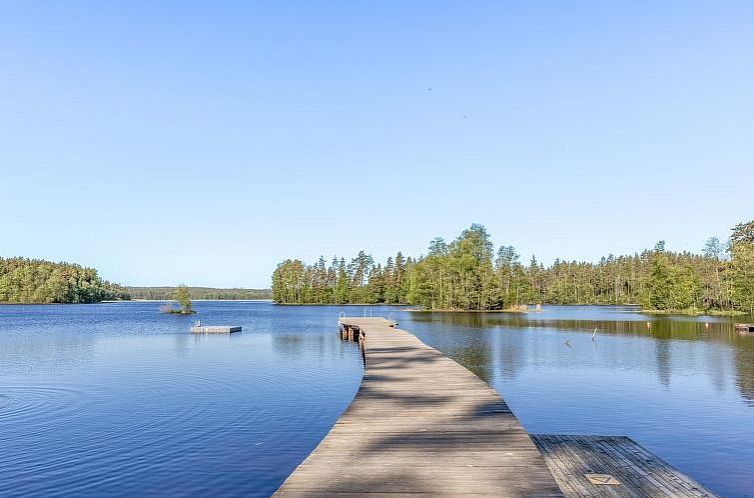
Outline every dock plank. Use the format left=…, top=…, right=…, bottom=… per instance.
left=273, top=317, right=562, bottom=497
left=530, top=435, right=719, bottom=498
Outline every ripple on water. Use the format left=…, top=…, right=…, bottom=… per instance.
left=0, top=303, right=367, bottom=498
left=0, top=385, right=91, bottom=426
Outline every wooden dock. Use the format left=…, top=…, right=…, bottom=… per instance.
left=531, top=435, right=719, bottom=498
left=273, top=317, right=563, bottom=497
left=189, top=325, right=241, bottom=333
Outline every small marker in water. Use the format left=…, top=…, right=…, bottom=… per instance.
left=646, top=322, right=652, bottom=329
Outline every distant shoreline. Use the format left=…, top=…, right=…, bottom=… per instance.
left=273, top=302, right=410, bottom=307
left=0, top=299, right=274, bottom=305
left=119, top=299, right=274, bottom=303
left=270, top=302, right=747, bottom=318
left=0, top=301, right=745, bottom=318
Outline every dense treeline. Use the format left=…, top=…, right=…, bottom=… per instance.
left=126, top=286, right=271, bottom=300
left=272, top=221, right=754, bottom=315
left=0, top=257, right=129, bottom=303
left=273, top=252, right=409, bottom=305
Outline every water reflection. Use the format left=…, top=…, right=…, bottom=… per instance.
left=3, top=303, right=753, bottom=498
left=0, top=302, right=364, bottom=498
left=404, top=310, right=752, bottom=390
left=655, top=339, right=671, bottom=388
left=399, top=306, right=754, bottom=498
left=173, top=332, right=189, bottom=356
left=734, top=335, right=754, bottom=406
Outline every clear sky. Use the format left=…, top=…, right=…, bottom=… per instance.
left=2, top=1, right=753, bottom=288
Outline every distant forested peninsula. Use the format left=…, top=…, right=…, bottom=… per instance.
left=0, top=258, right=272, bottom=304
left=272, top=221, right=754, bottom=315
left=0, top=257, right=129, bottom=303
left=126, top=286, right=271, bottom=300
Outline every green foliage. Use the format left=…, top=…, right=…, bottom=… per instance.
left=647, top=242, right=672, bottom=309
left=731, top=221, right=754, bottom=245
left=173, top=284, right=193, bottom=313
left=729, top=224, right=754, bottom=316
left=126, top=286, right=270, bottom=300
left=271, top=221, right=754, bottom=315
left=272, top=251, right=410, bottom=306
left=0, top=257, right=129, bottom=304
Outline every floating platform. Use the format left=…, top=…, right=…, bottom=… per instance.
left=532, top=434, right=719, bottom=498
left=190, top=325, right=241, bottom=333
left=734, top=323, right=754, bottom=333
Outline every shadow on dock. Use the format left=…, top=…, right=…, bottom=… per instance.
left=274, top=317, right=561, bottom=497
left=273, top=317, right=719, bottom=497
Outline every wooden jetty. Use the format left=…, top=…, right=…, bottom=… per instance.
left=189, top=325, right=241, bottom=333
left=274, top=317, right=563, bottom=497
left=532, top=435, right=719, bottom=498
left=274, top=317, right=720, bottom=497
left=734, top=323, right=754, bottom=333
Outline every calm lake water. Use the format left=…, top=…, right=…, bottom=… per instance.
left=1, top=302, right=753, bottom=497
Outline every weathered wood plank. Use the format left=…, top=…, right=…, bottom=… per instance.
left=530, top=435, right=719, bottom=498
left=273, top=317, right=562, bottom=497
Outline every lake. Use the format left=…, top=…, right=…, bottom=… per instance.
left=1, top=302, right=753, bottom=497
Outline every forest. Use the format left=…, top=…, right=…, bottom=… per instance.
left=272, top=221, right=754, bottom=315
left=126, top=286, right=271, bottom=300
left=0, top=258, right=272, bottom=304
left=0, top=257, right=130, bottom=303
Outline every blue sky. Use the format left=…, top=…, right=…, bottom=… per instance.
left=2, top=1, right=753, bottom=287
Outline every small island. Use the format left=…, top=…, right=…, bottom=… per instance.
left=161, top=285, right=196, bottom=314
